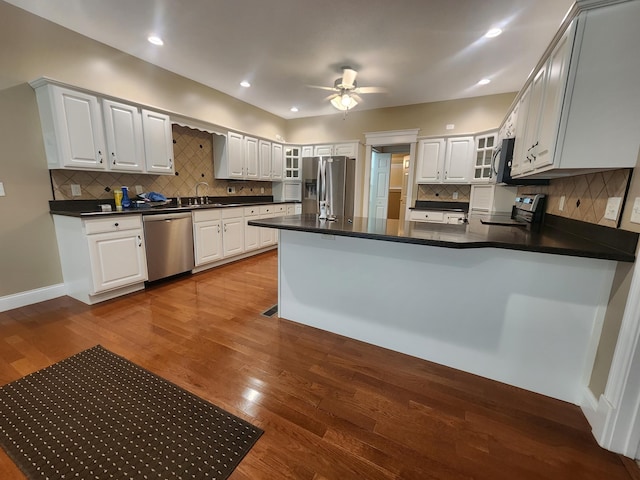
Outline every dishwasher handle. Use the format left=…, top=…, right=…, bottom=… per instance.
left=143, top=212, right=193, bottom=222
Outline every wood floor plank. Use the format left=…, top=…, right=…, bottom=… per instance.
left=0, top=250, right=637, bottom=480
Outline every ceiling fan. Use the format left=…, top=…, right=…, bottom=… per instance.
left=311, top=67, right=386, bottom=111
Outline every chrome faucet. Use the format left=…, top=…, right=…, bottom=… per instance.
left=195, top=182, right=209, bottom=205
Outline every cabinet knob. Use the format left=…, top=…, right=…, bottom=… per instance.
left=114, top=222, right=119, bottom=227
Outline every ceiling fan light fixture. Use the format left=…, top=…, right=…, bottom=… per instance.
left=485, top=28, right=503, bottom=38
left=331, top=93, right=358, bottom=111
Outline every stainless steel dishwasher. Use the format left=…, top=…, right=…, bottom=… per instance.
left=143, top=212, right=195, bottom=282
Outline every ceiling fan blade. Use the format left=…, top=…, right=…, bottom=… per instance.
left=308, top=85, right=339, bottom=91
left=356, top=86, right=387, bottom=94
left=342, top=68, right=358, bottom=88
left=324, top=93, right=339, bottom=101
left=352, top=93, right=364, bottom=103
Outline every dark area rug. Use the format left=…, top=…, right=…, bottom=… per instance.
left=0, top=345, right=263, bottom=479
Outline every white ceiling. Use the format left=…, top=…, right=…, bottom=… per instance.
left=6, top=0, right=575, bottom=119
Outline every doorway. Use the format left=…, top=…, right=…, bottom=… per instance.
left=367, top=145, right=410, bottom=221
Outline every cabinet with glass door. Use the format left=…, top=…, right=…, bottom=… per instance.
left=472, top=132, right=496, bottom=183
left=284, top=146, right=301, bottom=181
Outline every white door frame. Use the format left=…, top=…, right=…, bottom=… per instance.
left=592, top=245, right=640, bottom=457
left=362, top=129, right=419, bottom=219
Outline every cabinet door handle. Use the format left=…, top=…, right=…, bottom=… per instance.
left=137, top=235, right=142, bottom=247
left=98, top=150, right=103, bottom=163
left=217, top=225, right=220, bottom=233
left=224, top=224, right=227, bottom=232
left=112, top=152, right=116, bottom=165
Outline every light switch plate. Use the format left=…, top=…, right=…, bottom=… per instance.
left=604, top=197, right=622, bottom=221
left=70, top=184, right=81, bottom=197
left=559, top=195, right=565, bottom=211
left=445, top=124, right=455, bottom=130
left=630, top=197, right=640, bottom=224
left=0, top=182, right=5, bottom=197
left=452, top=191, right=459, bottom=199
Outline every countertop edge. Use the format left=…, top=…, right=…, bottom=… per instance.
left=248, top=218, right=636, bottom=263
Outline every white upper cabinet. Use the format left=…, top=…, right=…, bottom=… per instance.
left=471, top=132, right=497, bottom=183
left=245, top=136, right=259, bottom=179
left=416, top=136, right=472, bottom=184
left=30, top=79, right=174, bottom=174
left=271, top=143, right=284, bottom=180
left=314, top=144, right=333, bottom=157
left=141, top=109, right=174, bottom=175
left=283, top=146, right=301, bottom=181
left=310, top=142, right=358, bottom=158
left=416, top=139, right=445, bottom=183
left=102, top=99, right=145, bottom=172
left=227, top=131, right=245, bottom=178
left=32, top=82, right=107, bottom=170
left=511, top=1, right=640, bottom=178
left=259, top=139, right=272, bottom=180
left=301, top=145, right=314, bottom=158
left=443, top=136, right=473, bottom=183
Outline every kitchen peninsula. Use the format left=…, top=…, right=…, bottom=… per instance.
left=251, top=214, right=637, bottom=404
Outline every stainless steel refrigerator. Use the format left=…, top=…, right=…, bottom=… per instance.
left=302, top=156, right=356, bottom=220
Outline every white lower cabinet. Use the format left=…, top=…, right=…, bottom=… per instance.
left=221, top=208, right=244, bottom=258
left=409, top=210, right=466, bottom=224
left=193, top=210, right=223, bottom=266
left=52, top=214, right=148, bottom=305
left=244, top=206, right=261, bottom=252
left=259, top=205, right=276, bottom=247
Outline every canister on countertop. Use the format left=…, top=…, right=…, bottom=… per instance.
left=114, top=189, right=123, bottom=211
left=121, top=186, right=131, bottom=208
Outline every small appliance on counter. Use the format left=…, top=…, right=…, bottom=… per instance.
left=480, top=194, right=546, bottom=228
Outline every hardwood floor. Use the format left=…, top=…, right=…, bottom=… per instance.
left=0, top=250, right=636, bottom=479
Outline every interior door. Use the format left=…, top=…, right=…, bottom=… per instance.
left=368, top=152, right=391, bottom=220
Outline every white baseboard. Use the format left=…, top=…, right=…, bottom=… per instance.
left=581, top=386, right=614, bottom=444
left=0, top=284, right=66, bottom=313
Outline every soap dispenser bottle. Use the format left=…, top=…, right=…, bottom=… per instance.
left=121, top=186, right=131, bottom=208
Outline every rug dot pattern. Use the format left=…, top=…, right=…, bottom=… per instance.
left=0, top=345, right=263, bottom=479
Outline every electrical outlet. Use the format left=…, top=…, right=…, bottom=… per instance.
left=261, top=187, right=265, bottom=194
left=446, top=124, right=455, bottom=130
left=604, top=197, right=622, bottom=221
left=227, top=186, right=236, bottom=194
left=559, top=195, right=565, bottom=211
left=631, top=197, right=640, bottom=224
left=452, top=191, right=459, bottom=200
left=0, top=182, right=5, bottom=197
left=135, top=185, right=143, bottom=195
left=71, top=184, right=81, bottom=197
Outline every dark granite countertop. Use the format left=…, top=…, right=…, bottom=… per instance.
left=49, top=196, right=296, bottom=218
left=249, top=213, right=637, bottom=262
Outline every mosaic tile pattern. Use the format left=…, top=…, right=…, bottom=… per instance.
left=51, top=125, right=272, bottom=200
left=517, top=169, right=631, bottom=228
left=417, top=184, right=471, bottom=202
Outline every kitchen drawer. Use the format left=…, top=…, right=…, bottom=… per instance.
left=409, top=210, right=444, bottom=223
left=83, top=215, right=142, bottom=234
left=193, top=209, right=222, bottom=223
left=259, top=205, right=275, bottom=215
left=244, top=206, right=260, bottom=217
left=273, top=204, right=286, bottom=214
left=221, top=207, right=244, bottom=219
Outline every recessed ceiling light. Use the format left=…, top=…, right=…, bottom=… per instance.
left=478, top=78, right=491, bottom=85
left=147, top=35, right=164, bottom=46
left=290, top=107, right=299, bottom=113
left=485, top=28, right=503, bottom=38
left=240, top=81, right=251, bottom=88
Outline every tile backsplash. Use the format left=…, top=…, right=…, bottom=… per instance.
left=517, top=169, right=631, bottom=228
left=51, top=125, right=272, bottom=200
left=417, top=184, right=471, bottom=202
